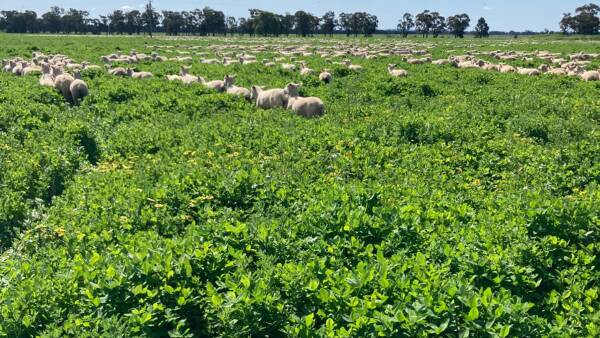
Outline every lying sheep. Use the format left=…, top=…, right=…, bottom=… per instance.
left=127, top=68, right=153, bottom=79
left=517, top=67, right=540, bottom=76
left=252, top=86, right=288, bottom=109
left=319, top=69, right=332, bottom=84
left=108, top=67, right=128, bottom=76
left=224, top=75, right=251, bottom=101
left=203, top=76, right=226, bottom=92
left=580, top=70, right=599, bottom=81
left=281, top=63, right=296, bottom=71
left=70, top=70, right=89, bottom=105
left=388, top=64, right=408, bottom=77
left=344, top=60, right=363, bottom=71
left=300, top=63, right=314, bottom=76
left=39, top=64, right=55, bottom=87
left=284, top=83, right=325, bottom=118
left=179, top=65, right=202, bottom=84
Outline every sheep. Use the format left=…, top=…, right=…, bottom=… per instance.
left=54, top=70, right=75, bottom=102
left=2, top=60, right=13, bottom=73
left=203, top=76, right=226, bottom=92
left=343, top=60, right=363, bottom=71
left=179, top=65, right=203, bottom=84
left=580, top=70, right=599, bottom=81
left=82, top=62, right=102, bottom=71
left=387, top=64, right=408, bottom=77
left=284, top=83, right=325, bottom=118
left=252, top=86, right=288, bottom=109
left=262, top=59, right=276, bottom=67
left=300, top=63, right=314, bottom=76
left=108, top=67, right=128, bottom=76
left=201, top=58, right=220, bottom=64
left=547, top=68, right=567, bottom=76
left=432, top=59, right=450, bottom=65
left=12, top=62, right=24, bottom=76
left=239, top=57, right=257, bottom=65
left=281, top=63, right=296, bottom=71
left=319, top=69, right=333, bottom=84
left=517, top=68, right=540, bottom=76
left=499, top=64, right=516, bottom=73
left=69, top=70, right=89, bottom=106
left=223, top=57, right=240, bottom=66
left=224, top=75, right=251, bottom=101
left=39, top=64, right=55, bottom=87
left=127, top=68, right=153, bottom=79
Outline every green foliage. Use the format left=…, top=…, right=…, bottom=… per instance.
left=0, top=34, right=598, bottom=337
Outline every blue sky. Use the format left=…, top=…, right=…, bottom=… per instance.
left=0, top=1, right=589, bottom=31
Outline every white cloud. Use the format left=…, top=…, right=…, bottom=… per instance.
left=120, top=5, right=134, bottom=12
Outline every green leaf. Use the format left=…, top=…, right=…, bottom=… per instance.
left=466, top=307, right=479, bottom=321
left=305, top=313, right=314, bottom=327
left=499, top=325, right=511, bottom=338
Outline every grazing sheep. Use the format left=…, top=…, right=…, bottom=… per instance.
left=39, top=64, right=55, bottom=87
left=127, top=68, right=153, bottom=79
left=580, top=70, right=600, bottom=81
left=70, top=70, right=89, bottom=105
left=252, top=86, right=288, bottom=109
left=224, top=75, right=251, bottom=101
left=319, top=69, right=333, bottom=84
left=284, top=83, right=325, bottom=118
left=388, top=64, right=408, bottom=77
left=54, top=71, right=75, bottom=102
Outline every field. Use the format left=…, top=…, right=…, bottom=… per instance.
left=0, top=33, right=599, bottom=337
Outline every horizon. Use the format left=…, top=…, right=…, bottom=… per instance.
left=0, top=1, right=592, bottom=32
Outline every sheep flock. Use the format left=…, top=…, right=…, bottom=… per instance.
left=3, top=39, right=600, bottom=117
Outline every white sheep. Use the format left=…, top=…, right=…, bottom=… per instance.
left=344, top=60, right=363, bottom=71
left=281, top=63, right=296, bottom=71
left=39, top=64, right=55, bottom=87
left=284, top=83, right=325, bottom=118
left=108, top=67, right=128, bottom=76
left=319, top=69, right=333, bottom=84
left=203, top=76, right=226, bottom=92
left=179, top=65, right=202, bottom=84
left=300, top=63, right=314, bottom=76
left=580, top=70, right=599, bottom=81
left=127, top=68, right=153, bottom=79
left=70, top=70, right=89, bottom=106
left=224, top=75, right=251, bottom=101
left=251, top=86, right=288, bottom=109
left=388, top=64, right=408, bottom=77
left=53, top=70, right=75, bottom=102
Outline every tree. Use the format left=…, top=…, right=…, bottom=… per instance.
left=141, top=0, right=160, bottom=37
left=574, top=3, right=600, bottom=34
left=447, top=13, right=470, bottom=38
left=108, top=10, right=126, bottom=34
left=321, top=11, right=336, bottom=36
left=560, top=13, right=575, bottom=34
left=281, top=13, right=294, bottom=36
left=41, top=7, right=63, bottom=33
left=226, top=16, right=237, bottom=36
left=339, top=13, right=353, bottom=36
left=125, top=10, right=142, bottom=35
left=431, top=12, right=446, bottom=37
left=397, top=13, right=414, bottom=38
left=416, top=10, right=434, bottom=37
left=474, top=17, right=490, bottom=38
left=62, top=8, right=88, bottom=34
left=202, top=7, right=226, bottom=36
left=294, top=11, right=317, bottom=37
left=253, top=10, right=281, bottom=36
left=162, top=11, right=184, bottom=35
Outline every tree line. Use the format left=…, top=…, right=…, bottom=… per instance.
left=560, top=3, right=600, bottom=34
left=0, top=2, right=492, bottom=38
left=397, top=12, right=489, bottom=38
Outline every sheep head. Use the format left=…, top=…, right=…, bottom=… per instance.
left=284, top=83, right=300, bottom=98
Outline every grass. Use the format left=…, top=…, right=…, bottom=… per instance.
left=0, top=33, right=598, bottom=337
